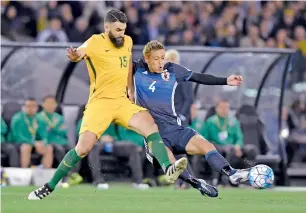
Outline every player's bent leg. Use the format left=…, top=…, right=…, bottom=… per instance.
left=185, top=134, right=216, bottom=155
left=128, top=110, right=187, bottom=183
left=127, top=110, right=159, bottom=137
left=28, top=131, right=98, bottom=200
left=185, top=135, right=251, bottom=185
left=75, top=131, right=97, bottom=157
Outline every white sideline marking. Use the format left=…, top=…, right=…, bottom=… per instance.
left=273, top=187, right=306, bottom=192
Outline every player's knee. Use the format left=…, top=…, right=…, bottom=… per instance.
left=187, top=135, right=216, bottom=155
left=76, top=131, right=97, bottom=157
left=75, top=142, right=92, bottom=157
left=150, top=122, right=159, bottom=132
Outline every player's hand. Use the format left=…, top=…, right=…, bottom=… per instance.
left=128, top=90, right=135, bottom=103
left=227, top=75, right=243, bottom=86
left=66, top=46, right=81, bottom=62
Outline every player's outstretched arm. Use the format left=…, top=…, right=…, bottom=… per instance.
left=66, top=46, right=86, bottom=62
left=188, top=73, right=243, bottom=86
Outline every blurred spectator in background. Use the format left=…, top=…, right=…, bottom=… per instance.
left=260, top=20, right=272, bottom=41
left=189, top=103, right=205, bottom=134
left=202, top=99, right=250, bottom=186
left=59, top=4, right=74, bottom=34
left=286, top=100, right=306, bottom=166
left=1, top=117, right=19, bottom=167
left=276, top=28, right=291, bottom=48
left=292, top=26, right=306, bottom=56
left=166, top=49, right=193, bottom=126
left=36, top=17, right=68, bottom=42
left=272, top=9, right=296, bottom=38
left=125, top=5, right=142, bottom=44
left=1, top=1, right=305, bottom=52
left=47, top=1, right=60, bottom=19
left=36, top=7, right=49, bottom=34
left=240, top=25, right=265, bottom=47
left=68, top=17, right=91, bottom=42
left=220, top=24, right=240, bottom=47
left=8, top=98, right=53, bottom=168
left=1, top=5, right=21, bottom=40
left=288, top=100, right=304, bottom=131
left=37, top=95, right=82, bottom=186
left=266, top=37, right=276, bottom=47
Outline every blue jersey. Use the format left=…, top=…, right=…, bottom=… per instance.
left=133, top=59, right=193, bottom=125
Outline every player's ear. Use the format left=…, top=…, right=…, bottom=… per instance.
left=104, top=23, right=109, bottom=32
left=144, top=54, right=150, bottom=64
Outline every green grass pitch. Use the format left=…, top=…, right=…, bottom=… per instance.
left=2, top=184, right=306, bottom=213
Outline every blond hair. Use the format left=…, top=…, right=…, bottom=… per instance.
left=143, top=40, right=165, bottom=56
left=165, top=49, right=180, bottom=64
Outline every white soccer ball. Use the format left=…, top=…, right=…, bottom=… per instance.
left=248, top=164, right=274, bottom=189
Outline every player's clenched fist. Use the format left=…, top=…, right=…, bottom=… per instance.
left=226, top=75, right=243, bottom=86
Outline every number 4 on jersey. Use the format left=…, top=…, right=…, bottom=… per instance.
left=149, top=81, right=156, bottom=92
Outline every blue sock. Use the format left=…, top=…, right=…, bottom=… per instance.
left=179, top=170, right=198, bottom=188
left=205, top=150, right=236, bottom=176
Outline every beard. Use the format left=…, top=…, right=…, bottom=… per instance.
left=108, top=31, right=125, bottom=48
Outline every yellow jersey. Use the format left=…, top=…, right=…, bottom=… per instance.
left=78, top=33, right=133, bottom=102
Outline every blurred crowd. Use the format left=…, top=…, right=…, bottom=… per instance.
left=1, top=1, right=306, bottom=52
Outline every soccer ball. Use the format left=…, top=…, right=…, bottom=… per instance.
left=248, top=164, right=274, bottom=189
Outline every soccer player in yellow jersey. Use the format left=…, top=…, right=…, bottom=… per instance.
left=28, top=9, right=187, bottom=200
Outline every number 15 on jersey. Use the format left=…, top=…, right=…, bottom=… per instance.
left=149, top=81, right=156, bottom=92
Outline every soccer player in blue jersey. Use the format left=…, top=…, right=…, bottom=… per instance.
left=128, top=40, right=252, bottom=197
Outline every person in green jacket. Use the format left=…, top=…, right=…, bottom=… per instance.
left=189, top=103, right=205, bottom=134
left=8, top=98, right=53, bottom=168
left=203, top=99, right=251, bottom=186
left=1, top=117, right=19, bottom=167
left=37, top=96, right=68, bottom=147
left=37, top=95, right=82, bottom=186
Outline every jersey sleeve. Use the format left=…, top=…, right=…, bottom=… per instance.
left=172, top=63, right=193, bottom=82
left=77, top=35, right=96, bottom=58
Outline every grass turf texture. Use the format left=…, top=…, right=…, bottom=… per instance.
left=2, top=184, right=306, bottom=213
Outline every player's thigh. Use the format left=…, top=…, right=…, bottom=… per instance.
left=162, top=126, right=196, bottom=154
left=79, top=100, right=114, bottom=138
left=77, top=100, right=114, bottom=156
left=115, top=99, right=157, bottom=137
left=185, top=133, right=216, bottom=155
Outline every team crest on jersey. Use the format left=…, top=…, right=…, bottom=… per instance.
left=161, top=70, right=170, bottom=81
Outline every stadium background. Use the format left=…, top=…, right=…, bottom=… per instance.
left=1, top=1, right=306, bottom=211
